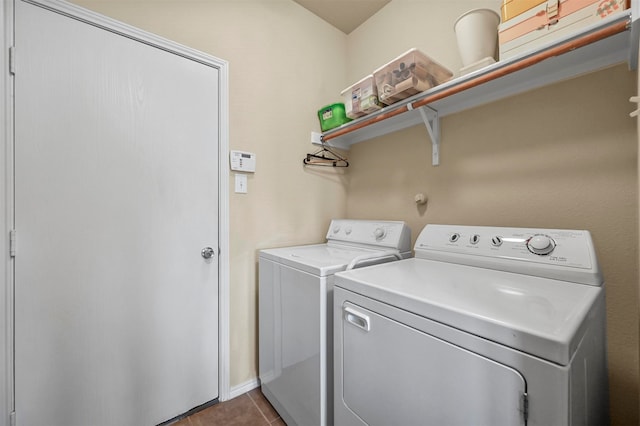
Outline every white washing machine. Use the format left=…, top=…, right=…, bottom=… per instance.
left=259, top=219, right=412, bottom=426
left=334, top=224, right=608, bottom=426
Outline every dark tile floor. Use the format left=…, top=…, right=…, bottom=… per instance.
left=172, top=388, right=285, bottom=426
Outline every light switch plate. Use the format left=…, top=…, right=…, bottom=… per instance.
left=235, top=174, right=247, bottom=194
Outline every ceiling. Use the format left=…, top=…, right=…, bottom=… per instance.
left=292, top=0, right=391, bottom=34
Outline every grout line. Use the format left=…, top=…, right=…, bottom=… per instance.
left=247, top=391, right=272, bottom=424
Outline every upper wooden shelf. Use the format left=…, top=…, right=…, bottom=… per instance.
left=321, top=9, right=639, bottom=155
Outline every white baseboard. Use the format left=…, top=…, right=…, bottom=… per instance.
left=228, top=377, right=260, bottom=400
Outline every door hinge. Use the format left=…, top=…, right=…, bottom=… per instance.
left=9, top=230, right=16, bottom=257
left=9, top=46, right=15, bottom=75
left=9, top=410, right=16, bottom=426
left=520, top=392, right=529, bottom=425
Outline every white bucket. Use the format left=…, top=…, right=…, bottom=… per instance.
left=453, top=8, right=500, bottom=67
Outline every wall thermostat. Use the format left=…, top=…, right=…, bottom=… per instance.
left=230, top=150, right=256, bottom=173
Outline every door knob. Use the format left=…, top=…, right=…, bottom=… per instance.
left=201, top=247, right=215, bottom=259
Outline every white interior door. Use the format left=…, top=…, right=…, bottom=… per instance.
left=14, top=2, right=219, bottom=425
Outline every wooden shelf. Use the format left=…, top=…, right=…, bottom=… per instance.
left=320, top=10, right=638, bottom=164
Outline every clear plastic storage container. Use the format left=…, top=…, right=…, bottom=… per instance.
left=373, top=48, right=453, bottom=106
left=340, top=75, right=382, bottom=119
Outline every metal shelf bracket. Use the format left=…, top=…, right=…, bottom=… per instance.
left=411, top=104, right=440, bottom=166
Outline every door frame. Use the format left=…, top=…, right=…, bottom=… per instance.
left=0, top=1, right=231, bottom=423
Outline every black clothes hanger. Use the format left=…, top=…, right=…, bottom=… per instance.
left=303, top=144, right=349, bottom=167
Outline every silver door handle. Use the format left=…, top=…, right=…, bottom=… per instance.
left=201, top=247, right=215, bottom=259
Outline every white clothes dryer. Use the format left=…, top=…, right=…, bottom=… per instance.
left=259, top=219, right=412, bottom=426
left=334, top=224, right=608, bottom=426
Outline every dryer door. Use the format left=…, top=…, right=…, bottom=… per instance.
left=341, top=302, right=527, bottom=426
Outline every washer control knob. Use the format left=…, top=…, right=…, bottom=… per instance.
left=527, top=234, right=556, bottom=255
left=333, top=225, right=341, bottom=234
left=345, top=227, right=352, bottom=235
left=470, top=234, right=480, bottom=245
left=449, top=233, right=460, bottom=243
left=491, top=236, right=503, bottom=247
left=374, top=227, right=386, bottom=240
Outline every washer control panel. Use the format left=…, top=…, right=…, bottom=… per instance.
left=415, top=224, right=601, bottom=286
left=327, top=219, right=411, bottom=251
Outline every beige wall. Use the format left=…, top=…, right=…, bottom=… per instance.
left=71, top=0, right=350, bottom=388
left=347, top=2, right=639, bottom=425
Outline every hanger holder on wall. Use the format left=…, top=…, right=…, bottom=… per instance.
left=630, top=96, right=640, bottom=117
left=303, top=144, right=349, bottom=167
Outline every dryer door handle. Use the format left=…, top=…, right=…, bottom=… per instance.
left=344, top=306, right=370, bottom=332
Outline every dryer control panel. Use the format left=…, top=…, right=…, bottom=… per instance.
left=415, top=225, right=602, bottom=286
left=327, top=219, right=411, bottom=252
